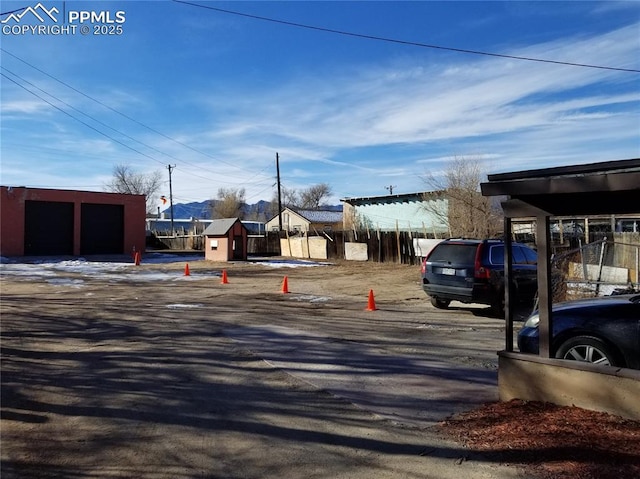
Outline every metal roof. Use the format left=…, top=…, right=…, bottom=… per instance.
left=481, top=158, right=640, bottom=217
left=295, top=209, right=343, bottom=223
left=202, top=218, right=243, bottom=236
left=341, top=191, right=444, bottom=204
left=266, top=208, right=343, bottom=225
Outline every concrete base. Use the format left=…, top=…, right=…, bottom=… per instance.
left=498, top=352, right=640, bottom=420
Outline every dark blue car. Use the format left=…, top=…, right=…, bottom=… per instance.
left=518, top=294, right=640, bottom=369
left=421, top=239, right=538, bottom=316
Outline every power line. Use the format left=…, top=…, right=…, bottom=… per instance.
left=1, top=72, right=168, bottom=167
left=0, top=48, right=275, bottom=184
left=2, top=66, right=187, bottom=165
left=172, top=0, right=640, bottom=74
left=0, top=6, right=28, bottom=16
left=245, top=182, right=276, bottom=202
left=3, top=57, right=280, bottom=203
left=1, top=58, right=275, bottom=189
left=3, top=70, right=266, bottom=188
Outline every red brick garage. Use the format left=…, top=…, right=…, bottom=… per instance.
left=0, top=187, right=146, bottom=257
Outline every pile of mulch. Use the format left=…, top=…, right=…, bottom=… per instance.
left=438, top=399, right=640, bottom=479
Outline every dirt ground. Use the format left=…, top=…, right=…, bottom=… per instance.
left=1, top=256, right=638, bottom=478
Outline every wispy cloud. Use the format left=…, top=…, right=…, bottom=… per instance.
left=1, top=99, right=51, bottom=115
left=196, top=24, right=638, bottom=159
left=1, top=5, right=638, bottom=202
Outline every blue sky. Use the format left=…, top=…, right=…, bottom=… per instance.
left=1, top=1, right=639, bottom=208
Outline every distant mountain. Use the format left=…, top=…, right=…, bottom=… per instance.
left=160, top=200, right=341, bottom=221
left=322, top=204, right=343, bottom=212
left=161, top=201, right=211, bottom=219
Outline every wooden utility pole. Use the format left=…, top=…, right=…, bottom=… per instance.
left=167, top=164, right=176, bottom=235
left=276, top=153, right=283, bottom=231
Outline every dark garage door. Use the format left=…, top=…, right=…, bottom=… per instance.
left=81, top=203, right=124, bottom=255
left=24, top=200, right=74, bottom=255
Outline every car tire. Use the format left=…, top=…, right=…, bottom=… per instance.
left=554, top=336, right=620, bottom=367
left=430, top=297, right=451, bottom=309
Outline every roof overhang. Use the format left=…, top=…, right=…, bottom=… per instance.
left=481, top=159, right=640, bottom=217
left=341, top=190, right=445, bottom=204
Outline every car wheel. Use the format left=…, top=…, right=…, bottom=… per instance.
left=555, top=336, right=619, bottom=367
left=430, top=297, right=450, bottom=309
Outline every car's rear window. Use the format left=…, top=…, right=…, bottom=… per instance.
left=489, top=245, right=537, bottom=265
left=427, top=243, right=477, bottom=264
left=489, top=245, right=505, bottom=264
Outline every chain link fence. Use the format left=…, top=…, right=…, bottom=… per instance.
left=549, top=234, right=640, bottom=303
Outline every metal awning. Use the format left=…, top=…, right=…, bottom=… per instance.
left=482, top=159, right=640, bottom=217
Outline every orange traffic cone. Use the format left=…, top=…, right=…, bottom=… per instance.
left=221, top=269, right=229, bottom=284
left=134, top=251, right=141, bottom=266
left=281, top=276, right=290, bottom=294
left=184, top=263, right=191, bottom=276
left=366, top=289, right=377, bottom=311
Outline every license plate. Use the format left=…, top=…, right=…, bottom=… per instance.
left=441, top=267, right=456, bottom=276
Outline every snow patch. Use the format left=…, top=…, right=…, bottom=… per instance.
left=255, top=259, right=331, bottom=268
left=0, top=256, right=330, bottom=289
left=46, top=278, right=84, bottom=288
left=290, top=295, right=332, bottom=303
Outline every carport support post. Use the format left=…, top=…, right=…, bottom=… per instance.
left=504, top=216, right=514, bottom=351
left=537, top=215, right=553, bottom=358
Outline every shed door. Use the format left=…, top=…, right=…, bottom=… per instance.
left=81, top=203, right=124, bottom=254
left=24, top=200, right=74, bottom=256
left=233, top=235, right=244, bottom=259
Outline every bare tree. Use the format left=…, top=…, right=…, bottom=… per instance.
left=104, top=164, right=162, bottom=214
left=266, top=196, right=280, bottom=220
left=299, top=183, right=332, bottom=209
left=269, top=183, right=332, bottom=215
left=422, top=156, right=503, bottom=238
left=281, top=186, right=300, bottom=209
left=212, top=187, right=245, bottom=219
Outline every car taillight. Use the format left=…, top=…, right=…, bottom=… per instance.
left=474, top=245, right=491, bottom=279
left=421, top=257, right=427, bottom=274
left=475, top=265, right=491, bottom=279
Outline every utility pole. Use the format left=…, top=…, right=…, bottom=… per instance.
left=276, top=152, right=283, bottom=232
left=167, top=164, right=176, bottom=235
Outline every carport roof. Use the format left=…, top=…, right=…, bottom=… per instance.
left=480, top=158, right=640, bottom=217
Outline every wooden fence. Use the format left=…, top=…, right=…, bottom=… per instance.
left=326, top=230, right=423, bottom=264
left=269, top=230, right=432, bottom=265
left=149, top=233, right=281, bottom=256
left=248, top=234, right=281, bottom=256
left=149, top=230, right=436, bottom=264
left=257, top=231, right=640, bottom=268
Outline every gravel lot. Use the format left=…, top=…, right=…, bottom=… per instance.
left=1, top=255, right=524, bottom=479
